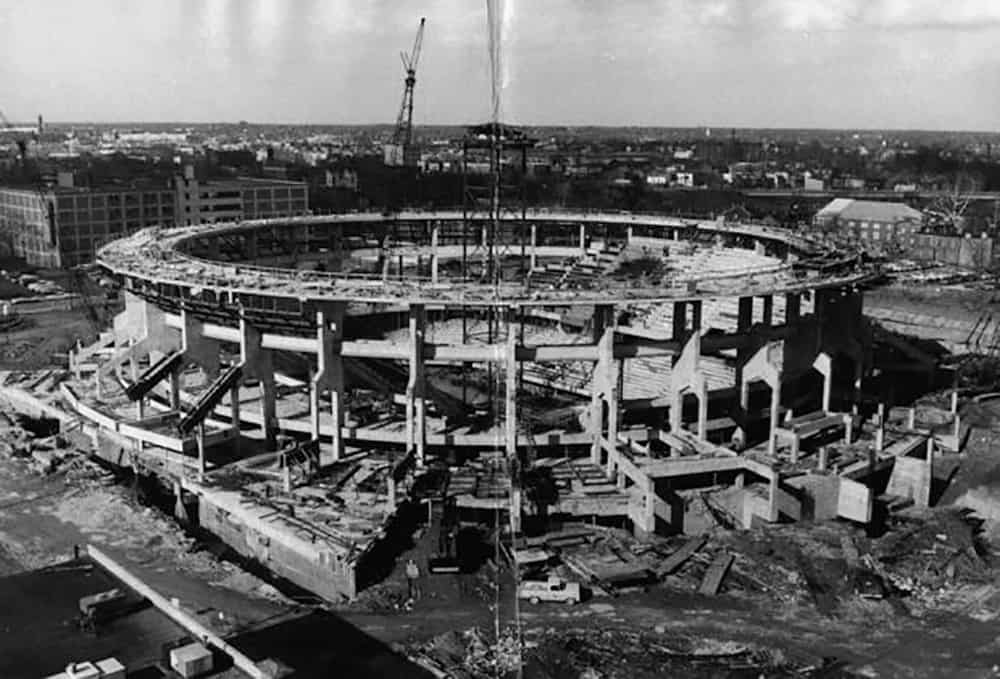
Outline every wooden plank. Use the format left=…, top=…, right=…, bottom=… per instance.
left=699, top=552, right=734, bottom=596
left=656, top=536, right=706, bottom=577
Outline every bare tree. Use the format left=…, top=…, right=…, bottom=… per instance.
left=927, top=173, right=978, bottom=234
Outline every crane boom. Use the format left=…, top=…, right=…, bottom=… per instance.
left=385, top=17, right=426, bottom=167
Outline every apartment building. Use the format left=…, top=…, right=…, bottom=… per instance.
left=0, top=170, right=309, bottom=267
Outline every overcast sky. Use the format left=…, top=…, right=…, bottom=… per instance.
left=0, top=0, right=998, bottom=130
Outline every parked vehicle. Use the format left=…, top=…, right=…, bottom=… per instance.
left=517, top=577, right=581, bottom=605
left=852, top=568, right=886, bottom=600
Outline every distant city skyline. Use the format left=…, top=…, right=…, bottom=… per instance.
left=1, top=0, right=998, bottom=131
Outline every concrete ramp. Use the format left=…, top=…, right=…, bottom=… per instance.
left=178, top=363, right=243, bottom=435
left=124, top=350, right=184, bottom=401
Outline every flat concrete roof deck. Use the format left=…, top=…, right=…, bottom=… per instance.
left=97, top=211, right=878, bottom=308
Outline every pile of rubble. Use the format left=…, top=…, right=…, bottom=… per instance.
left=518, top=512, right=992, bottom=618
left=406, top=626, right=525, bottom=679
left=872, top=507, right=991, bottom=602
left=406, top=627, right=831, bottom=679
left=0, top=410, right=114, bottom=485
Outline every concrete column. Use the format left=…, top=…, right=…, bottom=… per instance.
left=632, top=477, right=655, bottom=539
left=589, top=312, right=616, bottom=466
left=592, top=304, right=614, bottom=344
left=767, top=381, right=781, bottom=457
left=240, top=318, right=277, bottom=450
left=196, top=423, right=206, bottom=480
left=672, top=301, right=688, bottom=341
left=690, top=300, right=703, bottom=333
left=875, top=403, right=885, bottom=454
left=919, top=438, right=935, bottom=508
left=405, top=304, right=427, bottom=467
left=603, top=327, right=619, bottom=455
left=181, top=308, right=220, bottom=379
left=817, top=446, right=829, bottom=472
left=312, top=302, right=346, bottom=463
left=579, top=223, right=586, bottom=254
left=506, top=316, right=521, bottom=535
left=387, top=473, right=397, bottom=512
left=430, top=222, right=440, bottom=284
left=951, top=390, right=959, bottom=414
left=173, top=481, right=189, bottom=523
left=767, top=474, right=779, bottom=522
left=131, top=337, right=144, bottom=419
left=785, top=293, right=800, bottom=324
left=530, top=223, right=538, bottom=270
left=229, top=382, right=240, bottom=438
left=908, top=407, right=916, bottom=430
left=843, top=414, right=853, bottom=444
left=589, top=387, right=603, bottom=466
left=762, top=295, right=774, bottom=326
left=813, top=353, right=832, bottom=413
left=737, top=296, right=753, bottom=332
left=168, top=368, right=181, bottom=410
left=697, top=382, right=708, bottom=441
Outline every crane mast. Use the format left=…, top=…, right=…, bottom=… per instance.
left=384, top=17, right=425, bottom=167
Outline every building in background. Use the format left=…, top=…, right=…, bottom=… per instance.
left=813, top=198, right=924, bottom=246
left=0, top=168, right=308, bottom=267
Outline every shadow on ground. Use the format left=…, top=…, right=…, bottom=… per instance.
left=231, top=609, right=434, bottom=678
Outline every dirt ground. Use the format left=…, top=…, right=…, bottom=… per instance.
left=0, top=307, right=109, bottom=370
left=0, top=449, right=293, bottom=640
left=5, top=424, right=1000, bottom=677
left=341, top=546, right=1000, bottom=678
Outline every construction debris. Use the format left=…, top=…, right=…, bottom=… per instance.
left=698, top=552, right=734, bottom=596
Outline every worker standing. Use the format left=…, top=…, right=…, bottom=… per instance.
left=405, top=558, right=421, bottom=600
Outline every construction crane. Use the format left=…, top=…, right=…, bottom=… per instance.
left=384, top=17, right=426, bottom=168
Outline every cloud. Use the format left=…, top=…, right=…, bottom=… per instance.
left=695, top=0, right=1000, bottom=32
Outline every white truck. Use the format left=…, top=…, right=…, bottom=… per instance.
left=517, top=577, right=582, bottom=605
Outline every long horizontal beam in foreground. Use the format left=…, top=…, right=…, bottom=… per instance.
left=87, top=544, right=271, bottom=679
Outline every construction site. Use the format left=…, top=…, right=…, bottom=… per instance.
left=4, top=191, right=999, bottom=674
left=6, top=8, right=1000, bottom=679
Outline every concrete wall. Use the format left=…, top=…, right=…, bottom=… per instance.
left=198, top=495, right=357, bottom=602
left=886, top=455, right=930, bottom=506
left=901, top=234, right=994, bottom=270
left=786, top=474, right=840, bottom=521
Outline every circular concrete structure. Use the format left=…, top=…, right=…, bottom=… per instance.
left=95, top=210, right=877, bottom=460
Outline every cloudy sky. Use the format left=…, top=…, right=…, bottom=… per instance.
left=0, top=0, right=997, bottom=130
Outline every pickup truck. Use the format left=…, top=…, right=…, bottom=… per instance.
left=517, top=577, right=582, bottom=605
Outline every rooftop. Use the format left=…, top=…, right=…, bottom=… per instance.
left=817, top=198, right=923, bottom=223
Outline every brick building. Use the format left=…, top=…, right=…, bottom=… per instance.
left=812, top=198, right=924, bottom=246
left=0, top=170, right=308, bottom=267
